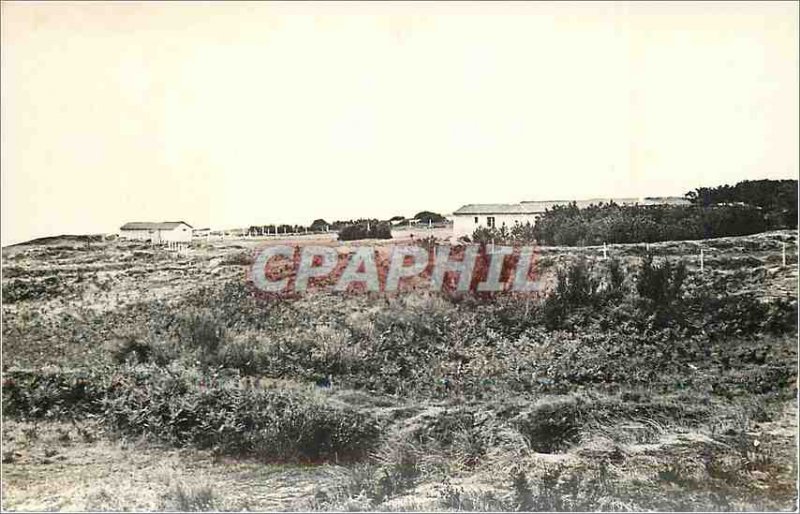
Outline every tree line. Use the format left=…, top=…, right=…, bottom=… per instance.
left=246, top=211, right=448, bottom=240
left=474, top=179, right=797, bottom=246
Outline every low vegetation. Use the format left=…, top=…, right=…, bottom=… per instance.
left=1, top=230, right=797, bottom=510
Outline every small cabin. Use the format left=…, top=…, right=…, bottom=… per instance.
left=119, top=221, right=193, bottom=243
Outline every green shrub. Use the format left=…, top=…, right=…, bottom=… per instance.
left=108, top=334, right=154, bottom=365
left=605, top=258, right=626, bottom=297
left=338, top=221, right=392, bottom=241
left=1, top=369, right=106, bottom=419
left=542, top=258, right=601, bottom=329
left=471, top=222, right=536, bottom=245
left=3, top=366, right=381, bottom=463
left=635, top=254, right=686, bottom=307
left=2, top=276, right=65, bottom=303
left=178, top=313, right=226, bottom=356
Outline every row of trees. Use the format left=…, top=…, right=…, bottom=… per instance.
left=246, top=224, right=311, bottom=236
left=335, top=212, right=446, bottom=241
left=474, top=179, right=797, bottom=246
left=531, top=203, right=770, bottom=246
left=686, top=179, right=797, bottom=228
left=245, top=211, right=448, bottom=239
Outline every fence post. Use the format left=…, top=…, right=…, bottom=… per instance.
left=700, top=248, right=704, bottom=272
left=603, top=242, right=607, bottom=260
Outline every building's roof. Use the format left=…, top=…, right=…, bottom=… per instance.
left=453, top=204, right=546, bottom=215
left=120, top=221, right=193, bottom=231
left=454, top=196, right=690, bottom=216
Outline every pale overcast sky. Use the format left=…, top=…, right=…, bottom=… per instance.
left=2, top=1, right=798, bottom=245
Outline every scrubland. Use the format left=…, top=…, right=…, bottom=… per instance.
left=1, top=231, right=797, bottom=511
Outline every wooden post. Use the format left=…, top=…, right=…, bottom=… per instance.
left=700, top=248, right=704, bottom=272
left=603, top=242, right=607, bottom=260
left=782, top=242, right=787, bottom=266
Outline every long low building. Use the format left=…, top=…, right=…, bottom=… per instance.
left=452, top=197, right=689, bottom=239
left=119, top=221, right=193, bottom=243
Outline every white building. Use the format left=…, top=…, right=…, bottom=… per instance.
left=452, top=197, right=689, bottom=239
left=119, top=221, right=193, bottom=243
left=452, top=204, right=546, bottom=239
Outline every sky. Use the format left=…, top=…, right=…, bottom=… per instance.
left=2, top=1, right=798, bottom=246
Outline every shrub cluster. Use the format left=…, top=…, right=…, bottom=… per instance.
left=635, top=255, right=686, bottom=304
left=2, top=366, right=380, bottom=463
left=531, top=203, right=770, bottom=246
left=687, top=179, right=797, bottom=228
left=338, top=221, right=392, bottom=241
left=541, top=257, right=636, bottom=329
left=470, top=222, right=536, bottom=244
left=2, top=276, right=65, bottom=303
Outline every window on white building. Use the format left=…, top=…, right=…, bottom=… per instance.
left=487, top=216, right=496, bottom=228
left=474, top=217, right=478, bottom=223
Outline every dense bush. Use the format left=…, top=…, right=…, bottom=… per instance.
left=413, top=211, right=447, bottom=224
left=179, top=312, right=226, bottom=355
left=2, top=368, right=106, bottom=419
left=541, top=258, right=618, bottom=329
left=338, top=221, right=392, bottom=241
left=635, top=255, right=687, bottom=307
left=2, top=366, right=380, bottom=463
left=532, top=203, right=770, bottom=246
left=309, top=218, right=330, bottom=232
left=687, top=179, right=797, bottom=228
left=471, top=222, right=536, bottom=245
left=2, top=276, right=64, bottom=303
